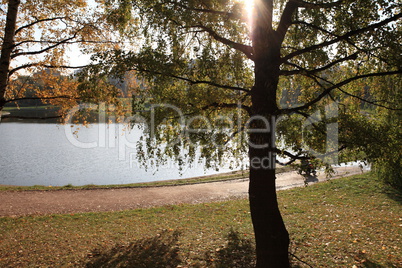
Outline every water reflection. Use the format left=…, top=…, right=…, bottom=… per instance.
left=0, top=123, right=238, bottom=186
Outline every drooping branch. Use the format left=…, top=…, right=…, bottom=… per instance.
left=130, top=67, right=250, bottom=93
left=281, top=70, right=402, bottom=114
left=282, top=12, right=402, bottom=62
left=294, top=65, right=402, bottom=111
left=309, top=73, right=402, bottom=111
left=337, top=86, right=402, bottom=111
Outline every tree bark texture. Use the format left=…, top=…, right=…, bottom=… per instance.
left=249, top=56, right=290, bottom=267
left=249, top=1, right=290, bottom=266
left=249, top=66, right=290, bottom=267
left=0, top=0, right=20, bottom=110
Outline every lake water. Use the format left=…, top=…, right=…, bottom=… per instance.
left=0, top=123, right=240, bottom=186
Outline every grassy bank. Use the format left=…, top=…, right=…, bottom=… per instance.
left=0, top=173, right=401, bottom=267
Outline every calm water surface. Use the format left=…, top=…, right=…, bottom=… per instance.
left=0, top=123, right=238, bottom=186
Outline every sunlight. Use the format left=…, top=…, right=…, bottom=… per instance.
left=241, top=0, right=255, bottom=23
left=243, top=0, right=255, bottom=18
left=236, top=0, right=254, bottom=26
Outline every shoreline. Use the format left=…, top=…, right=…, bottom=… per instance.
left=0, top=166, right=365, bottom=217
left=0, top=165, right=362, bottom=191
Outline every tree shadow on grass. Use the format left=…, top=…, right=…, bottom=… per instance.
left=354, top=251, right=400, bottom=268
left=206, top=230, right=309, bottom=268
left=361, top=260, right=385, bottom=268
left=382, top=183, right=402, bottom=205
left=85, top=231, right=181, bottom=268
left=303, top=175, right=319, bottom=186
left=205, top=229, right=256, bottom=268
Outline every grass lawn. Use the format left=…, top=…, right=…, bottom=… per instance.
left=0, top=173, right=401, bottom=267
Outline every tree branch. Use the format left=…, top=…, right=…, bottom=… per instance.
left=14, top=39, right=122, bottom=48
left=280, top=70, right=402, bottom=114
left=277, top=0, right=299, bottom=45
left=292, top=0, right=342, bottom=9
left=280, top=52, right=359, bottom=76
left=131, top=67, right=250, bottom=93
left=9, top=63, right=87, bottom=77
left=14, top=16, right=67, bottom=35
left=313, top=74, right=402, bottom=111
left=11, top=32, right=79, bottom=59
left=275, top=148, right=307, bottom=160
left=337, top=86, right=402, bottom=110
left=282, top=12, right=402, bottom=62
left=194, top=25, right=254, bottom=60
left=166, top=1, right=242, bottom=20
left=291, top=20, right=338, bottom=37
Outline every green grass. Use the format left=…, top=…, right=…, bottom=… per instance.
left=0, top=173, right=401, bottom=267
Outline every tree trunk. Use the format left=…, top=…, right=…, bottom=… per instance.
left=249, top=0, right=290, bottom=262
left=248, top=73, right=290, bottom=266
left=248, top=145, right=290, bottom=267
left=0, top=0, right=20, bottom=111
left=248, top=100, right=290, bottom=267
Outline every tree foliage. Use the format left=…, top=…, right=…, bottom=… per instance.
left=0, top=0, right=130, bottom=120
left=88, top=0, right=402, bottom=173
left=63, top=0, right=402, bottom=266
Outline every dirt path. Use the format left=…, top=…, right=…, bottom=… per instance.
left=0, top=166, right=363, bottom=217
